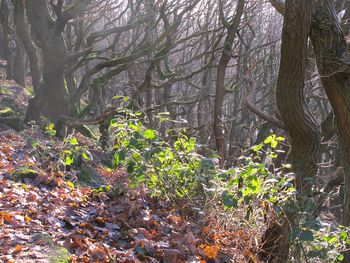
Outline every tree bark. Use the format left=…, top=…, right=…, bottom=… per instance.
left=0, top=0, right=13, bottom=79
left=12, top=43, right=25, bottom=87
left=310, top=0, right=350, bottom=229
left=24, top=0, right=68, bottom=124
left=12, top=0, right=40, bottom=92
left=276, top=0, right=321, bottom=194
left=260, top=0, right=321, bottom=261
left=24, top=0, right=91, bottom=126
left=214, top=0, right=244, bottom=167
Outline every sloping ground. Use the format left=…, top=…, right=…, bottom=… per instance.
left=0, top=132, right=259, bottom=263
left=0, top=70, right=259, bottom=262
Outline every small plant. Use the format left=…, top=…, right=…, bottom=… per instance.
left=110, top=109, right=214, bottom=199
left=45, top=123, right=57, bottom=137
left=57, top=134, right=93, bottom=169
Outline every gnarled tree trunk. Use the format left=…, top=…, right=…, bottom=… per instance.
left=310, top=0, right=350, bottom=229
left=24, top=0, right=68, bottom=125
left=261, top=0, right=321, bottom=261
left=24, top=0, right=91, bottom=127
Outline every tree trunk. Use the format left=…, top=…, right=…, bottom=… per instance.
left=260, top=0, right=321, bottom=261
left=12, top=43, right=25, bottom=87
left=0, top=0, right=13, bottom=79
left=276, top=0, right=321, bottom=194
left=12, top=0, right=40, bottom=92
left=24, top=0, right=91, bottom=126
left=310, top=0, right=350, bottom=229
left=0, top=30, right=4, bottom=58
left=214, top=0, right=244, bottom=167
left=24, top=0, right=88, bottom=125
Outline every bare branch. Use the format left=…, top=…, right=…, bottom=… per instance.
left=243, top=76, right=286, bottom=130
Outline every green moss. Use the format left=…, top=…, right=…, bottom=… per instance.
left=12, top=167, right=38, bottom=182
left=0, top=87, right=12, bottom=95
left=50, top=247, right=69, bottom=263
left=0, top=107, right=14, bottom=117
left=31, top=233, right=69, bottom=263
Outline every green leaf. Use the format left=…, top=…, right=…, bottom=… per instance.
left=327, top=236, right=337, bottom=244
left=337, top=254, right=345, bottom=261
left=276, top=136, right=285, bottom=141
left=67, top=181, right=75, bottom=189
left=264, top=135, right=274, bottom=144
left=113, top=150, right=126, bottom=168
left=270, top=153, right=278, bottom=158
left=253, top=143, right=263, bottom=152
left=271, top=140, right=278, bottom=148
left=64, top=155, right=74, bottom=165
left=341, top=230, right=348, bottom=241
left=299, top=230, right=314, bottom=241
left=222, top=191, right=238, bottom=208
left=82, top=152, right=90, bottom=160
left=144, top=129, right=156, bottom=140
left=70, top=137, right=78, bottom=145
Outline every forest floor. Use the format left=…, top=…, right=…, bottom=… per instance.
left=0, top=66, right=259, bottom=263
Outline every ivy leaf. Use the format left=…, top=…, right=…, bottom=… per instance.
left=64, top=155, right=74, bottom=165
left=337, top=254, right=345, bottom=261
left=222, top=191, right=238, bottom=208
left=113, top=150, right=126, bottom=168
left=271, top=140, right=278, bottom=148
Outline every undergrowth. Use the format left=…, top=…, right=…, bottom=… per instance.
left=36, top=106, right=350, bottom=262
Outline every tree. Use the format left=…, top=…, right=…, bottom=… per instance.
left=24, top=0, right=91, bottom=126
left=214, top=0, right=245, bottom=167
left=259, top=1, right=322, bottom=261
left=269, top=0, right=350, bottom=260
left=12, top=0, right=40, bottom=92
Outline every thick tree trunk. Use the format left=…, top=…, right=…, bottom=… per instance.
left=260, top=0, right=321, bottom=262
left=276, top=0, right=321, bottom=194
left=25, top=37, right=68, bottom=124
left=24, top=0, right=78, bottom=125
left=24, top=0, right=91, bottom=126
left=0, top=32, right=3, bottom=58
left=310, top=0, right=350, bottom=228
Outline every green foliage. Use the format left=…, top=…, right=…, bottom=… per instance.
left=111, top=109, right=213, bottom=199
left=221, top=135, right=350, bottom=262
left=0, top=107, right=14, bottom=117
left=222, top=136, right=294, bottom=211
left=58, top=134, right=92, bottom=170
left=45, top=123, right=57, bottom=137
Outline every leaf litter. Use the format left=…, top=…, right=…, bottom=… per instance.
left=0, top=78, right=258, bottom=262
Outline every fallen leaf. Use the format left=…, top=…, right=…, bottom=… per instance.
left=12, top=245, right=25, bottom=255
left=199, top=244, right=219, bottom=259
